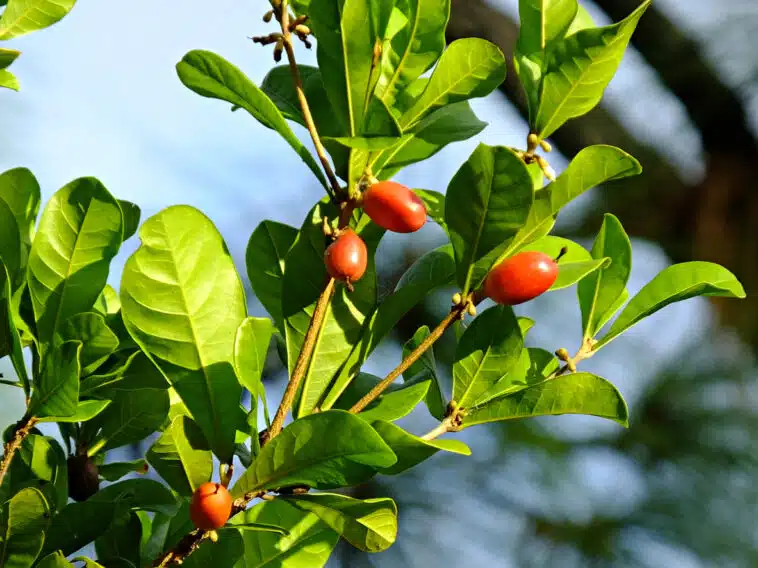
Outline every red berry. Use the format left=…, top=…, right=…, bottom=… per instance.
left=190, top=482, right=233, bottom=530
left=362, top=181, right=427, bottom=233
left=483, top=251, right=558, bottom=305
left=324, top=229, right=367, bottom=283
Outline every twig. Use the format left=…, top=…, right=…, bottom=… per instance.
left=267, top=278, right=336, bottom=441
left=420, top=417, right=453, bottom=441
left=0, top=415, right=38, bottom=487
left=349, top=306, right=465, bottom=414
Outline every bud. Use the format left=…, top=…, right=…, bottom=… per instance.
left=452, top=292, right=462, bottom=305
left=209, top=530, right=219, bottom=543
left=467, top=302, right=477, bottom=317
left=263, top=10, right=274, bottom=22
left=539, top=139, right=552, bottom=153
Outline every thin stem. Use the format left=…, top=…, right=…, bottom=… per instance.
left=350, top=307, right=464, bottom=414
left=268, top=278, right=336, bottom=441
left=0, top=415, right=37, bottom=487
left=421, top=418, right=452, bottom=441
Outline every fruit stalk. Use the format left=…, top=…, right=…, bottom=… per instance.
left=349, top=305, right=465, bottom=414
left=0, top=415, right=38, bottom=487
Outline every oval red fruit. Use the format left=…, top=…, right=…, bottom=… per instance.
left=483, top=251, right=558, bottom=305
left=189, top=482, right=233, bottom=530
left=362, top=181, right=427, bottom=233
left=324, top=229, right=367, bottom=283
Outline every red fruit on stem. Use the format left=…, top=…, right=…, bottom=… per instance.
left=362, top=181, right=427, bottom=233
left=324, top=229, right=367, bottom=283
left=483, top=251, right=558, bottom=305
left=190, top=482, right=233, bottom=530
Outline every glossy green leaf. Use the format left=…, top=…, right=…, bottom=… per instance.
left=0, top=47, right=19, bottom=70
left=182, top=529, right=243, bottom=568
left=246, top=220, right=298, bottom=332
left=413, top=189, right=445, bottom=229
left=321, top=244, right=455, bottom=409
left=120, top=205, right=245, bottom=462
left=28, top=340, right=81, bottom=418
left=284, top=203, right=381, bottom=417
left=516, top=0, right=578, bottom=55
left=566, top=4, right=595, bottom=34
left=402, top=325, right=446, bottom=420
left=534, top=1, right=650, bottom=138
left=461, top=372, right=629, bottom=428
left=578, top=214, right=632, bottom=337
left=323, top=136, right=405, bottom=151
left=36, top=552, right=73, bottom=568
left=261, top=64, right=321, bottom=125
left=400, top=38, right=506, bottom=129
left=146, top=415, right=212, bottom=497
left=98, top=459, right=149, bottom=482
left=0, top=68, right=18, bottom=90
left=0, top=260, right=29, bottom=392
left=0, top=194, right=21, bottom=287
left=95, top=511, right=143, bottom=568
left=234, top=316, right=273, bottom=409
left=10, top=435, right=67, bottom=511
left=373, top=102, right=488, bottom=179
left=0, top=0, right=77, bottom=39
left=0, top=167, right=40, bottom=283
left=93, top=285, right=120, bottom=316
left=0, top=487, right=50, bottom=568
left=232, top=410, right=396, bottom=497
left=371, top=421, right=470, bottom=475
left=333, top=372, right=430, bottom=422
left=141, top=501, right=193, bottom=563
left=446, top=144, right=533, bottom=292
left=516, top=234, right=603, bottom=291
left=286, top=493, right=397, bottom=553
left=231, top=499, right=339, bottom=567
left=36, top=399, right=110, bottom=423
left=57, top=312, right=118, bottom=375
left=43, top=479, right=178, bottom=557
left=118, top=200, right=141, bottom=242
left=91, top=388, right=169, bottom=452
left=80, top=351, right=166, bottom=398
left=453, top=305, right=523, bottom=408
left=552, top=259, right=610, bottom=290
left=598, top=262, right=746, bottom=348
left=27, top=177, right=123, bottom=349
left=176, top=50, right=328, bottom=190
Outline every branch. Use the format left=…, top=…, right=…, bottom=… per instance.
left=349, top=305, right=465, bottom=414
left=0, top=415, right=37, bottom=487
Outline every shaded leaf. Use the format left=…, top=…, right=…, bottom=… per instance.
left=91, top=388, right=169, bottom=452
left=234, top=316, right=274, bottom=421
left=402, top=325, right=446, bottom=420
left=0, top=487, right=50, bottom=568
left=57, top=312, right=118, bottom=375
left=0, top=260, right=29, bottom=392
left=98, top=459, right=149, bottom=482
left=36, top=399, right=110, bottom=423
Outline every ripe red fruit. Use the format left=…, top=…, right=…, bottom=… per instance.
left=189, top=482, right=233, bottom=530
left=483, top=251, right=558, bottom=305
left=362, top=181, right=427, bottom=233
left=324, top=229, right=367, bottom=283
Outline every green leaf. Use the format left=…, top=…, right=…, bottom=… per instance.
left=286, top=493, right=397, bottom=553
left=445, top=144, right=533, bottom=292
left=0, top=200, right=21, bottom=294
left=246, top=221, right=298, bottom=333
left=0, top=260, right=29, bottom=393
left=566, top=3, right=595, bottom=35
left=93, top=285, right=120, bottom=316
left=323, top=136, right=405, bottom=151
left=43, top=479, right=178, bottom=557
left=28, top=340, right=81, bottom=418
left=283, top=203, right=381, bottom=417
left=141, top=501, right=193, bottom=563
left=412, top=189, right=444, bottom=228
left=36, top=552, right=73, bottom=568
left=0, top=0, right=76, bottom=39
left=0, top=167, right=40, bottom=284
left=27, top=177, right=123, bottom=349
left=333, top=373, right=430, bottom=422
left=371, top=421, right=470, bottom=475
left=232, top=410, right=396, bottom=496
left=471, top=145, right=641, bottom=284
left=534, top=1, right=650, bottom=138
left=453, top=305, right=524, bottom=408
left=577, top=214, right=632, bottom=337
left=461, top=372, right=629, bottom=428
left=80, top=351, right=166, bottom=398
left=0, top=487, right=50, bottom=568
left=261, top=64, right=322, bottom=125
left=175, top=50, right=328, bottom=190
left=516, top=0, right=578, bottom=55
left=120, top=205, right=245, bottom=462
left=95, top=511, right=143, bottom=568
left=516, top=235, right=609, bottom=291
left=400, top=38, right=505, bottom=129
left=36, top=399, right=110, bottom=423
left=90, top=388, right=169, bottom=452
left=402, top=326, right=446, bottom=420
left=597, top=262, right=746, bottom=348
left=373, top=102, right=488, bottom=179
left=97, top=459, right=149, bottom=482
left=0, top=68, right=19, bottom=90
left=321, top=244, right=455, bottom=409
left=57, top=312, right=118, bottom=375
left=374, top=0, right=450, bottom=110
left=118, top=200, right=141, bottom=242
left=234, top=316, right=273, bottom=437
left=231, top=499, right=339, bottom=567
left=181, top=529, right=243, bottom=568
left=0, top=47, right=20, bottom=70
left=10, top=435, right=67, bottom=511
left=146, top=415, right=212, bottom=497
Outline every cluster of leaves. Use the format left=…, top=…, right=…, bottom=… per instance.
left=0, top=0, right=745, bottom=567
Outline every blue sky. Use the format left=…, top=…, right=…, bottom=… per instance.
left=0, top=1, right=726, bottom=565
